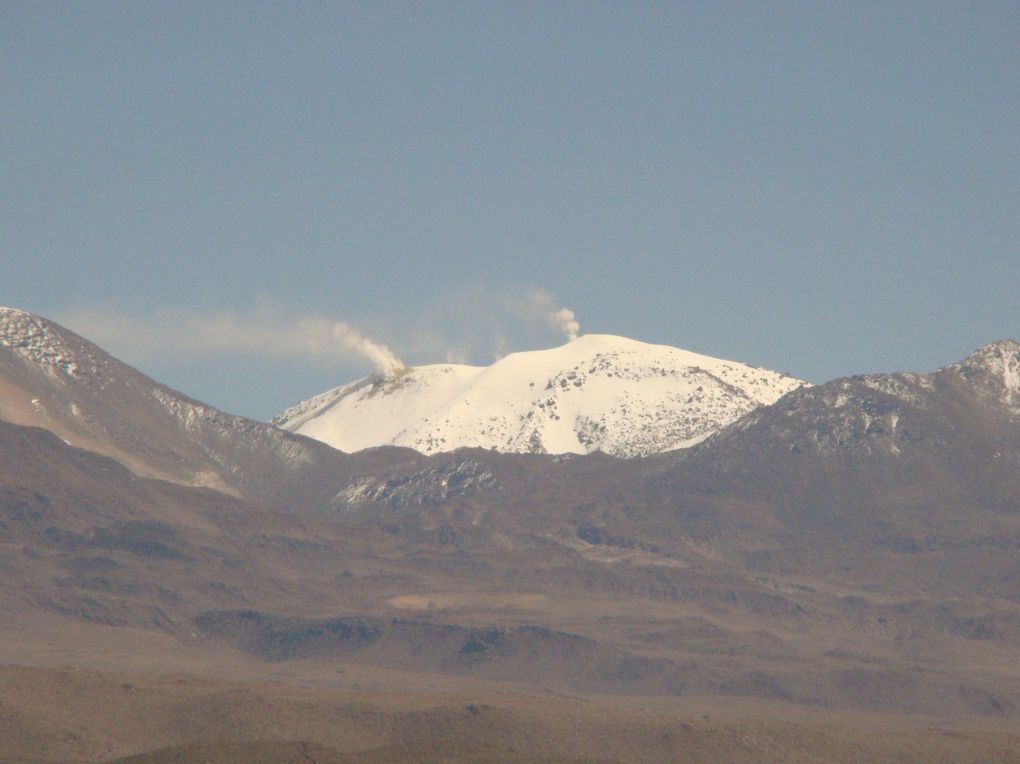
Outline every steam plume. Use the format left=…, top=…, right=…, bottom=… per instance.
left=62, top=306, right=405, bottom=376
left=523, top=288, right=582, bottom=343
left=298, top=319, right=404, bottom=376
left=551, top=307, right=580, bottom=342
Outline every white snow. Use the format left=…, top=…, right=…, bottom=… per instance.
left=279, top=364, right=484, bottom=452
left=274, top=334, right=806, bottom=457
left=999, top=344, right=1020, bottom=406
left=947, top=339, right=1020, bottom=408
left=0, top=306, right=101, bottom=383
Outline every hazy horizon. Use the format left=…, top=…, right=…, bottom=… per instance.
left=3, top=2, right=1017, bottom=419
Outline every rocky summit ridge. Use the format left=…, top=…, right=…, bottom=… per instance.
left=0, top=306, right=373, bottom=508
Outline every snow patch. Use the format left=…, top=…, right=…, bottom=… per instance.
left=948, top=340, right=1020, bottom=408
left=0, top=307, right=106, bottom=385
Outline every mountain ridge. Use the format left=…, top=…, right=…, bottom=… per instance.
left=0, top=305, right=420, bottom=510
left=4, top=307, right=1020, bottom=743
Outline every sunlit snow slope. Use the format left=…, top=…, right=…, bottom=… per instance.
left=274, top=334, right=806, bottom=457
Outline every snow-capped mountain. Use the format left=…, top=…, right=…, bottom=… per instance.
left=274, top=334, right=806, bottom=458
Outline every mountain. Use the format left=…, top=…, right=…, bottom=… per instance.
left=3, top=311, right=1020, bottom=758
left=670, top=338, right=1020, bottom=529
left=0, top=306, right=416, bottom=510
left=274, top=334, right=806, bottom=457
left=616, top=339, right=1020, bottom=599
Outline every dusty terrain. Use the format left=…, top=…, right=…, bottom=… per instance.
left=2, top=657, right=1019, bottom=764
left=3, top=417, right=1020, bottom=760
left=1, top=421, right=1019, bottom=760
left=3, top=320, right=1020, bottom=760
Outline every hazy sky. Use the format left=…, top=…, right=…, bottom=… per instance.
left=2, top=2, right=1017, bottom=419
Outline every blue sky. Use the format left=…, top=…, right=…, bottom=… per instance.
left=2, top=2, right=1017, bottom=419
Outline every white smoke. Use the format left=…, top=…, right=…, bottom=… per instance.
left=521, top=288, right=582, bottom=343
left=62, top=306, right=405, bottom=376
left=295, top=318, right=404, bottom=376
left=63, top=287, right=585, bottom=375
left=551, top=307, right=580, bottom=342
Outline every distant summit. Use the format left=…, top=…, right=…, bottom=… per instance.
left=949, top=340, right=1020, bottom=406
left=274, top=333, right=806, bottom=457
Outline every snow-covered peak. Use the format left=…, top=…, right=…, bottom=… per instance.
left=959, top=339, right=1020, bottom=371
left=949, top=339, right=1020, bottom=406
left=275, top=362, right=485, bottom=451
left=274, top=335, right=806, bottom=458
left=0, top=306, right=103, bottom=380
left=1, top=306, right=42, bottom=346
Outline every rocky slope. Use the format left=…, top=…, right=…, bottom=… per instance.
left=0, top=306, right=416, bottom=510
left=618, top=339, right=1020, bottom=601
